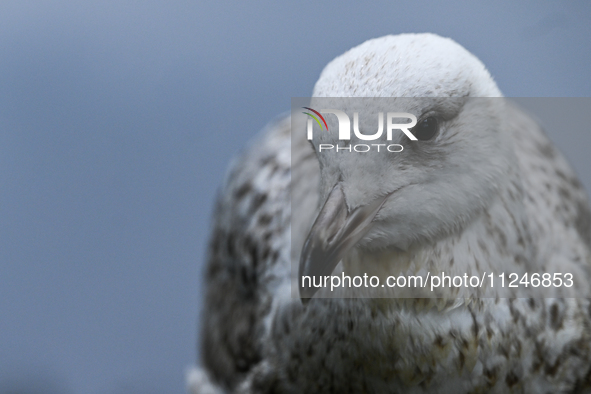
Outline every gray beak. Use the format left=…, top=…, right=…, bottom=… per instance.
left=298, top=184, right=389, bottom=304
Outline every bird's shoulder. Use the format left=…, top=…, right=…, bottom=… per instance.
left=506, top=102, right=591, bottom=284
left=200, top=114, right=319, bottom=389
left=508, top=101, right=591, bottom=243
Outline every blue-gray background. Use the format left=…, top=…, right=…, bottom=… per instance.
left=0, top=1, right=589, bottom=393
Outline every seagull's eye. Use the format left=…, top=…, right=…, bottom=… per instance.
left=412, top=116, right=439, bottom=141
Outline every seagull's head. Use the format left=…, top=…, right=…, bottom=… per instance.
left=299, top=34, right=514, bottom=302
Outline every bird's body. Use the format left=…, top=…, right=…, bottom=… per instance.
left=189, top=34, right=591, bottom=393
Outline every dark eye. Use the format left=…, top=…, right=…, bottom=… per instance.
left=412, top=116, right=438, bottom=141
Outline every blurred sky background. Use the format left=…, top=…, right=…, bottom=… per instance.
left=0, top=1, right=590, bottom=393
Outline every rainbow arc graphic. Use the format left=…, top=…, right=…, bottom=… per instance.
left=302, top=107, right=329, bottom=131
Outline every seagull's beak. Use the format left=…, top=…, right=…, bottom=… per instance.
left=298, top=183, right=389, bottom=304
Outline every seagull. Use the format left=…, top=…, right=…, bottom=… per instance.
left=188, top=33, right=591, bottom=393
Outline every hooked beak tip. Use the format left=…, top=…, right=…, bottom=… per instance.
left=298, top=184, right=390, bottom=301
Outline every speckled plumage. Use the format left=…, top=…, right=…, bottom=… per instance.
left=188, top=34, right=591, bottom=393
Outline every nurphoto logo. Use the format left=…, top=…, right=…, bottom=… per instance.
left=303, top=107, right=418, bottom=153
